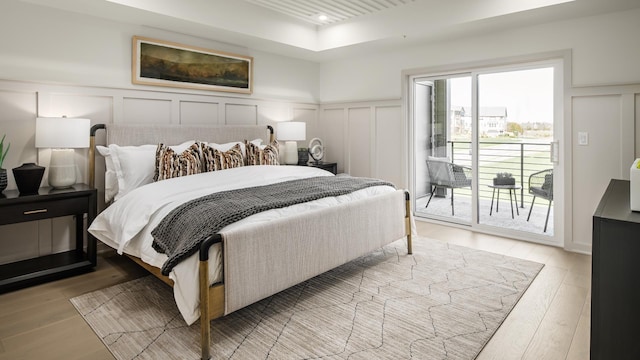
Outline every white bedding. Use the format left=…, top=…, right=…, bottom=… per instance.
left=89, top=165, right=397, bottom=324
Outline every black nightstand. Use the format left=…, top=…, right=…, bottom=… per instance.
left=307, top=161, right=337, bottom=175
left=0, top=184, right=97, bottom=293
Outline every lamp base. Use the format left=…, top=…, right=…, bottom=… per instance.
left=49, top=149, right=76, bottom=188
left=283, top=141, right=299, bottom=165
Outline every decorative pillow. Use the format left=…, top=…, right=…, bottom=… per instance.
left=201, top=143, right=244, bottom=171
left=154, top=143, right=203, bottom=181
left=245, top=139, right=279, bottom=165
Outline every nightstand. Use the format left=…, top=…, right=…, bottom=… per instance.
left=307, top=161, right=337, bottom=175
left=0, top=184, right=97, bottom=293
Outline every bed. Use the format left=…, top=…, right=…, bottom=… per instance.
left=87, top=123, right=413, bottom=359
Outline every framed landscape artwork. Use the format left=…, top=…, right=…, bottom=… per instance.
left=132, top=36, right=253, bottom=94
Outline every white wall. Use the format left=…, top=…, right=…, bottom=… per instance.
left=317, top=9, right=640, bottom=253
left=0, top=1, right=319, bottom=103
left=319, top=8, right=640, bottom=102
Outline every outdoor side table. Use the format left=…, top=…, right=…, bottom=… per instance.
left=488, top=184, right=521, bottom=219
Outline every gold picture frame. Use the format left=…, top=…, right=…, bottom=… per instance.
left=132, top=36, right=253, bottom=94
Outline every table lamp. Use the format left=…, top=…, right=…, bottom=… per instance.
left=35, top=117, right=90, bottom=188
left=277, top=122, right=306, bottom=165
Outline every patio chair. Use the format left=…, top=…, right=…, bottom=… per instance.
left=526, top=168, right=553, bottom=232
left=425, top=157, right=472, bottom=216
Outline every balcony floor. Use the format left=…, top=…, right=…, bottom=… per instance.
left=415, top=193, right=554, bottom=236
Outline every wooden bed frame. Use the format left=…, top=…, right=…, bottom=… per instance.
left=89, top=123, right=413, bottom=359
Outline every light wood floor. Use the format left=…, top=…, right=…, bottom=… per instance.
left=417, top=221, right=592, bottom=360
left=0, top=222, right=591, bottom=359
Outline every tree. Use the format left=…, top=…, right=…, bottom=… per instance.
left=506, top=122, right=523, bottom=136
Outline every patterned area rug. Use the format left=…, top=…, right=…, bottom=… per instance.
left=71, top=236, right=543, bottom=360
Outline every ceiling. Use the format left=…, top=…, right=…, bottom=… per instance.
left=243, top=0, right=418, bottom=26
left=17, top=0, right=640, bottom=62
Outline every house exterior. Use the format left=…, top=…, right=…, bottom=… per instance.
left=453, top=106, right=508, bottom=137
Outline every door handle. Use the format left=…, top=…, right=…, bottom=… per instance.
left=550, top=141, right=559, bottom=164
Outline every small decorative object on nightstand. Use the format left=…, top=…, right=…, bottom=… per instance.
left=308, top=138, right=324, bottom=163
left=0, top=169, right=6, bottom=194
left=12, top=163, right=45, bottom=194
left=0, top=134, right=10, bottom=193
left=297, top=147, right=309, bottom=165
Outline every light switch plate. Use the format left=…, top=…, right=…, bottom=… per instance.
left=578, top=132, right=588, bottom=146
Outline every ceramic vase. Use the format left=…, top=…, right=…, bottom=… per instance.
left=12, top=163, right=45, bottom=194
left=0, top=168, right=7, bottom=193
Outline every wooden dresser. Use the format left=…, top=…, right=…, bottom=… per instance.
left=591, top=179, right=640, bottom=359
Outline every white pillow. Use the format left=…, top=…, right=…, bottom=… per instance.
left=248, top=138, right=264, bottom=149
left=108, top=140, right=195, bottom=201
left=201, top=141, right=247, bottom=155
left=96, top=146, right=118, bottom=203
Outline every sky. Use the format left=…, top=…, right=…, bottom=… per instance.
left=450, top=67, right=554, bottom=124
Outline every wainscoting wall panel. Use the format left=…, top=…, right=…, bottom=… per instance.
left=123, top=98, right=172, bottom=124
left=0, top=79, right=318, bottom=265
left=347, top=107, right=372, bottom=178
left=319, top=108, right=347, bottom=173
left=0, top=223, right=39, bottom=265
left=225, top=103, right=258, bottom=125
left=257, top=103, right=288, bottom=127
left=292, top=106, right=319, bottom=152
left=180, top=101, right=220, bottom=125
left=374, top=106, right=403, bottom=188
left=569, top=84, right=640, bottom=253
left=319, top=100, right=403, bottom=183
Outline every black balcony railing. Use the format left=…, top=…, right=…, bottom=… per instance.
left=446, top=140, right=552, bottom=207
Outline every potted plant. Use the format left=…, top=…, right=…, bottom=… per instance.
left=493, top=172, right=515, bottom=185
left=0, top=134, right=10, bottom=193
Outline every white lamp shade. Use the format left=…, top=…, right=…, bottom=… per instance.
left=277, top=122, right=306, bottom=141
left=35, top=117, right=90, bottom=148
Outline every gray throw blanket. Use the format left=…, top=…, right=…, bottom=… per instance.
left=151, top=175, right=395, bottom=275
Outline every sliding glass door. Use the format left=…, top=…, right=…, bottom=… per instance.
left=414, top=75, right=473, bottom=224
left=476, top=67, right=556, bottom=236
left=410, top=60, right=563, bottom=244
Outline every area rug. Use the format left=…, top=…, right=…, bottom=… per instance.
left=70, top=236, right=543, bottom=360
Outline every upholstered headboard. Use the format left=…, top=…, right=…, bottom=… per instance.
left=103, top=124, right=271, bottom=146
left=88, top=123, right=274, bottom=188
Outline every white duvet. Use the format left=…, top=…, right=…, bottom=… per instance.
left=89, top=165, right=396, bottom=324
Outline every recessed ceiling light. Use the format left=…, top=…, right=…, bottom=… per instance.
left=318, top=14, right=328, bottom=21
